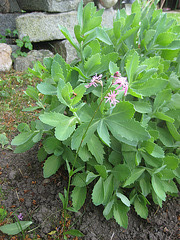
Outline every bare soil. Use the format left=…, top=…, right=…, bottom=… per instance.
left=0, top=145, right=179, bottom=240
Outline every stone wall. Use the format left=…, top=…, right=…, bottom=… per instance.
left=0, top=0, right=121, bottom=71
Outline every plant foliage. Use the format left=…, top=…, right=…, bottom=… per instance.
left=11, top=0, right=179, bottom=230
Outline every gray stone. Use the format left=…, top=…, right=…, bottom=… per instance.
left=99, top=0, right=118, bottom=8
left=10, top=44, right=20, bottom=59
left=0, top=13, right=22, bottom=37
left=14, top=49, right=54, bottom=72
left=16, top=12, right=78, bottom=42
left=102, top=8, right=117, bottom=28
left=16, top=0, right=81, bottom=13
left=9, top=169, right=18, bottom=180
left=9, top=0, right=21, bottom=12
left=16, top=9, right=116, bottom=43
left=0, top=0, right=10, bottom=13
left=52, top=40, right=78, bottom=64
left=0, top=43, right=12, bottom=72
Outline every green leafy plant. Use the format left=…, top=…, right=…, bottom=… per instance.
left=0, top=29, right=11, bottom=43
left=0, top=208, right=7, bottom=222
left=0, top=29, right=32, bottom=58
left=11, top=0, right=180, bottom=238
left=12, top=35, right=33, bottom=58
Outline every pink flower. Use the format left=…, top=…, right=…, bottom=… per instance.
left=113, top=72, right=128, bottom=96
left=18, top=213, right=23, bottom=221
left=85, top=74, right=103, bottom=88
left=105, top=90, right=119, bottom=107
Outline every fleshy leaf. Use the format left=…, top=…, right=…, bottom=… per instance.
left=0, top=221, right=32, bottom=235
left=43, top=155, right=62, bottom=178
left=71, top=186, right=87, bottom=210
left=92, top=177, right=104, bottom=206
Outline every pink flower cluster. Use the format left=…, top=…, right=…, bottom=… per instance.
left=85, top=72, right=128, bottom=108
left=105, top=71, right=128, bottom=107
left=85, top=74, right=103, bottom=88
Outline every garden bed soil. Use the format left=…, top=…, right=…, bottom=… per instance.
left=0, top=145, right=179, bottom=240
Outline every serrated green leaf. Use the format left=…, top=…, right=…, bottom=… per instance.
left=113, top=200, right=129, bottom=229
left=96, top=28, right=113, bottom=45
left=109, top=61, right=119, bottom=75
left=43, top=136, right=60, bottom=154
left=116, top=192, right=130, bottom=207
left=0, top=134, right=9, bottom=148
left=139, top=176, right=151, bottom=196
left=134, top=195, right=148, bottom=219
left=87, top=134, right=104, bottom=164
left=123, top=168, right=145, bottom=187
left=131, top=77, right=168, bottom=97
left=11, top=132, right=34, bottom=146
left=38, top=147, right=47, bottom=162
left=155, top=40, right=180, bottom=50
left=156, top=32, right=176, bottom=46
left=43, top=155, right=61, bottom=178
left=65, top=229, right=84, bottom=237
left=151, top=174, right=166, bottom=201
left=14, top=139, right=35, bottom=153
left=112, top=164, right=130, bottom=182
left=84, top=53, right=101, bottom=76
left=131, top=101, right=152, bottom=113
left=125, top=50, right=139, bottom=84
left=0, top=221, right=32, bottom=235
left=92, top=177, right=104, bottom=206
left=103, top=174, right=114, bottom=204
left=164, top=154, right=179, bottom=170
left=59, top=25, right=79, bottom=51
left=106, top=118, right=150, bottom=144
left=166, top=122, right=180, bottom=141
left=86, top=172, right=98, bottom=184
left=142, top=141, right=164, bottom=158
left=106, top=101, right=135, bottom=121
left=95, top=165, right=107, bottom=178
left=71, top=186, right=87, bottom=210
left=37, top=82, right=57, bottom=95
left=97, top=119, right=110, bottom=147
left=103, top=200, right=114, bottom=218
left=17, top=123, right=30, bottom=133
left=24, top=85, right=38, bottom=100
left=153, top=112, right=174, bottom=123
left=51, top=61, right=64, bottom=82
left=162, top=180, right=178, bottom=194
left=153, top=89, right=171, bottom=112
left=71, top=84, right=86, bottom=106
left=72, top=173, right=87, bottom=187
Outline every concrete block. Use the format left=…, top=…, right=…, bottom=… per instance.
left=16, top=9, right=116, bottom=43
left=16, top=0, right=81, bottom=13
left=0, top=13, right=22, bottom=37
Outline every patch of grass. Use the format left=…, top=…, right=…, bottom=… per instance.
left=0, top=70, right=40, bottom=140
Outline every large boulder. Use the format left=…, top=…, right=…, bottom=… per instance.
left=16, top=12, right=78, bottom=42
left=14, top=49, right=54, bottom=72
left=16, top=9, right=116, bottom=42
left=0, top=43, right=12, bottom=72
left=16, top=0, right=81, bottom=13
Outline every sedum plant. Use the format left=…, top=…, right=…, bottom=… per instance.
left=11, top=0, right=179, bottom=235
